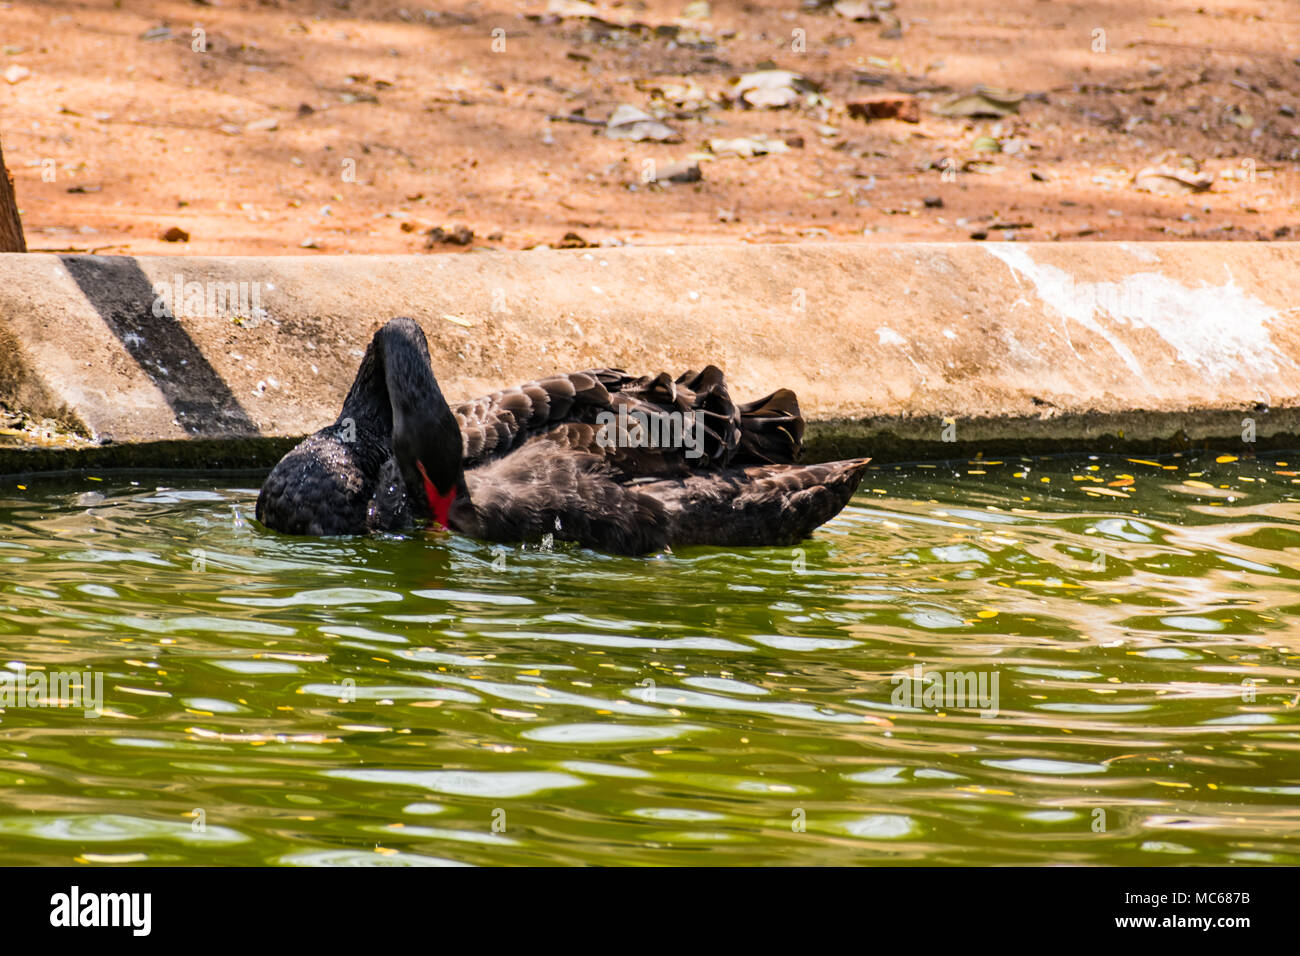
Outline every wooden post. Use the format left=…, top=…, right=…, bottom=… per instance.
left=0, top=136, right=27, bottom=253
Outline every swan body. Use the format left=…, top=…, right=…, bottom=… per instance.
left=256, top=318, right=868, bottom=555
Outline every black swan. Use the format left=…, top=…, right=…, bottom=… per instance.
left=256, top=317, right=868, bottom=555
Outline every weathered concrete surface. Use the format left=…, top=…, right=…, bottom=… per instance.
left=0, top=243, right=1297, bottom=472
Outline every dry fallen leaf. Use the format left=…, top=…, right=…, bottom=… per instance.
left=605, top=104, right=681, bottom=142
left=1133, top=165, right=1214, bottom=194
left=934, top=86, right=1023, bottom=118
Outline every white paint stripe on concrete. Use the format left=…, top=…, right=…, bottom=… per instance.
left=985, top=245, right=1294, bottom=381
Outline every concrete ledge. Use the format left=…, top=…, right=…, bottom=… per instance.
left=1, top=243, right=1298, bottom=473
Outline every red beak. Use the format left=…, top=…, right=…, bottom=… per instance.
left=415, top=461, right=456, bottom=530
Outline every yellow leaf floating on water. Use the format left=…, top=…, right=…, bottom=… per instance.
left=1216, top=455, right=1238, bottom=463
left=1086, top=487, right=1130, bottom=498
left=1127, top=459, right=1162, bottom=467
left=977, top=610, right=998, bottom=619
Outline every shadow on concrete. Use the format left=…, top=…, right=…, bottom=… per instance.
left=60, top=255, right=258, bottom=436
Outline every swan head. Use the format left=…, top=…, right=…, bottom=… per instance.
left=390, top=401, right=460, bottom=531
left=378, top=318, right=465, bottom=530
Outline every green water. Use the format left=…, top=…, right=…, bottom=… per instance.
left=0, top=452, right=1298, bottom=866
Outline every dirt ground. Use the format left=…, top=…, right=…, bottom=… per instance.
left=3, top=0, right=1298, bottom=254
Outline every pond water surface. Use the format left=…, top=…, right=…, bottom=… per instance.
left=0, top=451, right=1297, bottom=865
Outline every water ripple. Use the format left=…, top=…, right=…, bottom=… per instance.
left=0, top=457, right=1295, bottom=864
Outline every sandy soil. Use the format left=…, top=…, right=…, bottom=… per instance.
left=2, top=0, right=1298, bottom=255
